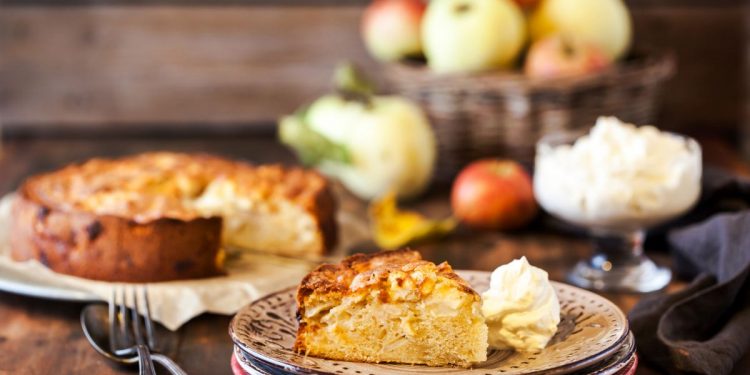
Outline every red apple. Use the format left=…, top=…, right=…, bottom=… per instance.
left=362, top=0, right=426, bottom=62
left=451, top=159, right=537, bottom=230
left=524, top=34, right=612, bottom=79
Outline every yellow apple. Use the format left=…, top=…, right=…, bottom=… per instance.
left=422, top=0, right=526, bottom=73
left=530, top=0, right=632, bottom=60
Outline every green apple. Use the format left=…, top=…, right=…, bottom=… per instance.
left=280, top=95, right=436, bottom=200
left=530, top=0, right=632, bottom=60
left=422, top=0, right=526, bottom=73
left=280, top=63, right=437, bottom=200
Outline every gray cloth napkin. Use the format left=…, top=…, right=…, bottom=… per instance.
left=629, top=168, right=750, bottom=375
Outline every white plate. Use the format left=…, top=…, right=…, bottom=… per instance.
left=0, top=246, right=321, bottom=330
left=0, top=264, right=99, bottom=301
left=229, top=270, right=630, bottom=375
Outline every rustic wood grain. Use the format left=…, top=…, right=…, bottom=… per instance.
left=630, top=5, right=746, bottom=137
left=0, top=135, right=748, bottom=374
left=0, top=6, right=377, bottom=132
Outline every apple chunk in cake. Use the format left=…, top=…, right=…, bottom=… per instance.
left=294, top=250, right=487, bottom=367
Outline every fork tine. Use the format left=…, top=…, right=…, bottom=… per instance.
left=108, top=286, right=118, bottom=354
left=118, top=285, right=132, bottom=348
left=142, top=286, right=156, bottom=349
left=131, top=286, right=146, bottom=346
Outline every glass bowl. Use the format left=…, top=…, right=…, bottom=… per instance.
left=533, top=129, right=702, bottom=292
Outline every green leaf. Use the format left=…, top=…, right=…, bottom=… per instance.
left=278, top=110, right=351, bottom=166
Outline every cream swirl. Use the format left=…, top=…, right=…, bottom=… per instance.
left=481, top=257, right=560, bottom=352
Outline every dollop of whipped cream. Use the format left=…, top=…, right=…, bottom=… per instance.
left=534, top=116, right=702, bottom=231
left=481, top=257, right=560, bottom=352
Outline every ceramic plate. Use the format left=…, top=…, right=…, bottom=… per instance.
left=234, top=332, right=636, bottom=375
left=564, top=332, right=635, bottom=375
left=229, top=270, right=629, bottom=375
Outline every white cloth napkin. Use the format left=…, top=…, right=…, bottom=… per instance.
left=0, top=194, right=365, bottom=330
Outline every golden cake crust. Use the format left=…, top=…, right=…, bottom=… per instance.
left=10, top=152, right=337, bottom=282
left=20, top=152, right=335, bottom=225
left=296, top=249, right=476, bottom=304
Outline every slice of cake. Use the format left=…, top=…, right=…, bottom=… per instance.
left=10, top=152, right=337, bottom=282
left=294, top=249, right=487, bottom=367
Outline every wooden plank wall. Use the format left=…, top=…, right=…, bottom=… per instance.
left=0, top=1, right=747, bottom=139
left=631, top=4, right=745, bottom=136
left=0, top=5, right=375, bottom=134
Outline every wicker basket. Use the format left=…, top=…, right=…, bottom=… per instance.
left=383, top=50, right=676, bottom=181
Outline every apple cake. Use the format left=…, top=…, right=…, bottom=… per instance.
left=294, top=249, right=487, bottom=367
left=10, top=152, right=337, bottom=282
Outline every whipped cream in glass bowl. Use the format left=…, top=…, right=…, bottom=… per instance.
left=534, top=117, right=702, bottom=292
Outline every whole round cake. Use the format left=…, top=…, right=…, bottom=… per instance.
left=10, top=152, right=337, bottom=282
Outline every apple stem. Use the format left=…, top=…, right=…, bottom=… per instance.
left=454, top=3, right=471, bottom=13
left=561, top=35, right=576, bottom=57
left=333, top=61, right=376, bottom=108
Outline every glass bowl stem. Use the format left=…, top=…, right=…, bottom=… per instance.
left=567, top=230, right=671, bottom=293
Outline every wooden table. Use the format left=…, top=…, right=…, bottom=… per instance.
left=0, top=134, right=747, bottom=375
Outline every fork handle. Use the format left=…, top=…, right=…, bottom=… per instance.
left=152, top=354, right=188, bottom=375
left=135, top=344, right=157, bottom=375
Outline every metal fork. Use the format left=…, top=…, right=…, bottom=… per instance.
left=110, top=285, right=157, bottom=375
left=109, top=286, right=189, bottom=375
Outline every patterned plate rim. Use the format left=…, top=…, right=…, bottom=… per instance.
left=229, top=270, right=630, bottom=375
left=600, top=335, right=637, bottom=375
